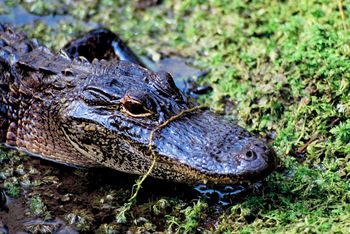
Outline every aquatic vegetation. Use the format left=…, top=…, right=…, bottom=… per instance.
left=29, top=196, right=47, bottom=217
left=3, top=181, right=20, bottom=198
left=65, top=209, right=94, bottom=232
left=166, top=200, right=208, bottom=233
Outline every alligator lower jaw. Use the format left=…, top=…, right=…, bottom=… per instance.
left=150, top=157, right=277, bottom=186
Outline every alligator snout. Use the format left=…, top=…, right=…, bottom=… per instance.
left=151, top=110, right=277, bottom=185
left=232, top=139, right=277, bottom=181
left=204, top=131, right=277, bottom=184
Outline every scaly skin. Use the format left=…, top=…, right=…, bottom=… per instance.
left=0, top=25, right=276, bottom=185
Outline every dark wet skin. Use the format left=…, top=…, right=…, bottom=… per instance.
left=0, top=25, right=276, bottom=185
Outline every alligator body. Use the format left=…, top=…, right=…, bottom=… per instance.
left=0, top=25, right=276, bottom=185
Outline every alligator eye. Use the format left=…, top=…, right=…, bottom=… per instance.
left=121, top=95, right=154, bottom=118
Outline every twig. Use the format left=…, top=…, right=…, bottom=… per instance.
left=296, top=117, right=340, bottom=155
left=338, top=0, right=347, bottom=30
left=330, top=117, right=340, bottom=127
left=296, top=135, right=318, bottom=154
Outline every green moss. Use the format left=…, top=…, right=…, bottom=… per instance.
left=215, top=161, right=350, bottom=233
left=4, top=181, right=21, bottom=197
left=29, top=195, right=47, bottom=216
left=0, top=146, right=10, bottom=163
left=166, top=200, right=208, bottom=233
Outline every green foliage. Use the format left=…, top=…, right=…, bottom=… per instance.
left=166, top=200, right=208, bottom=233
left=331, top=120, right=350, bottom=144
left=216, top=161, right=350, bottom=233
left=29, top=195, right=46, bottom=216
left=4, top=181, right=21, bottom=197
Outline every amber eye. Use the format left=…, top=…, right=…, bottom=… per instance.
left=121, top=96, right=154, bottom=118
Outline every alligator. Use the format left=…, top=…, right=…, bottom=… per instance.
left=0, top=25, right=277, bottom=185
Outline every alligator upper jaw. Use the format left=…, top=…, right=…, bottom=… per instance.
left=150, top=110, right=277, bottom=185
left=153, top=145, right=277, bottom=185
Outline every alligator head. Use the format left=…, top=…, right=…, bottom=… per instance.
left=55, top=59, right=276, bottom=185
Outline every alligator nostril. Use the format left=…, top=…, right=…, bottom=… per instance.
left=245, top=150, right=257, bottom=160
left=214, top=154, right=223, bottom=163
